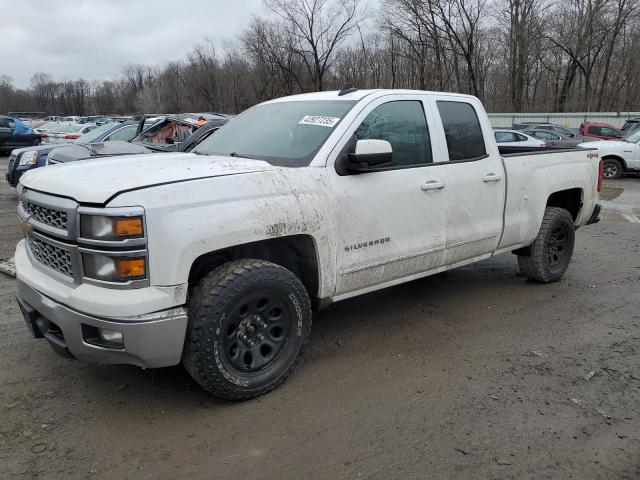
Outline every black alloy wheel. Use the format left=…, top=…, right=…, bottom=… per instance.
left=222, top=291, right=293, bottom=372
left=545, top=224, right=569, bottom=267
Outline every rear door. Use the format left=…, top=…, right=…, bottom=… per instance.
left=328, top=94, right=450, bottom=296
left=429, top=97, right=505, bottom=264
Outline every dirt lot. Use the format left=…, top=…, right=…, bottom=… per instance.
left=0, top=156, right=639, bottom=480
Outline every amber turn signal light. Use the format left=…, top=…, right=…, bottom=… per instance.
left=112, top=217, right=144, bottom=237
left=115, top=258, right=146, bottom=279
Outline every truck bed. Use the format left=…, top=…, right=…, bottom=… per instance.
left=499, top=146, right=588, bottom=156
left=498, top=147, right=600, bottom=251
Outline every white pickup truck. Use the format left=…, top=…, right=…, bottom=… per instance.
left=578, top=130, right=640, bottom=178
left=15, top=89, right=602, bottom=400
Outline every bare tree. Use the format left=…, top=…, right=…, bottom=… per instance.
left=264, top=0, right=363, bottom=91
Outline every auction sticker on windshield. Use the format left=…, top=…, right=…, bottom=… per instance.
left=299, top=116, right=341, bottom=127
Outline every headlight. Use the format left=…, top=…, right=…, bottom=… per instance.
left=18, top=151, right=38, bottom=166
left=80, top=215, right=144, bottom=240
left=82, top=253, right=147, bottom=282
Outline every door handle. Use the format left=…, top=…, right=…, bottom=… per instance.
left=421, top=180, right=445, bottom=191
left=483, top=173, right=503, bottom=183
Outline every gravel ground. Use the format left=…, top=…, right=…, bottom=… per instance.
left=0, top=156, right=639, bottom=480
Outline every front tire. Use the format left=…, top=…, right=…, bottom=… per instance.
left=602, top=158, right=623, bottom=179
left=517, top=207, right=575, bottom=283
left=183, top=259, right=312, bottom=401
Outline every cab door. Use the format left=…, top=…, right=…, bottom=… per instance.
left=429, top=97, right=505, bottom=264
left=327, top=95, right=450, bottom=297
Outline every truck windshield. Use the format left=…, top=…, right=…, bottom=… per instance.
left=194, top=100, right=357, bottom=166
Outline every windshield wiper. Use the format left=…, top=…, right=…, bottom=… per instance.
left=228, top=152, right=256, bottom=159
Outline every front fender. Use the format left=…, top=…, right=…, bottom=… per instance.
left=109, top=168, right=337, bottom=298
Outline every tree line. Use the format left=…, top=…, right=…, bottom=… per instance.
left=1, top=0, right=639, bottom=116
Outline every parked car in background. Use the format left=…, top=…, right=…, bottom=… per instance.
left=513, top=122, right=582, bottom=139
left=579, top=122, right=622, bottom=140
left=578, top=129, right=640, bottom=178
left=81, top=116, right=115, bottom=126
left=621, top=117, right=640, bottom=134
left=493, top=129, right=545, bottom=151
left=523, top=129, right=582, bottom=149
left=6, top=121, right=142, bottom=187
left=131, top=113, right=229, bottom=152
left=0, top=116, right=41, bottom=154
left=46, top=142, right=153, bottom=165
left=512, top=121, right=540, bottom=130
left=45, top=116, right=227, bottom=166
left=34, top=122, right=97, bottom=143
left=529, top=123, right=580, bottom=138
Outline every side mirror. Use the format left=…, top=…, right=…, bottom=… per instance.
left=343, top=139, right=393, bottom=173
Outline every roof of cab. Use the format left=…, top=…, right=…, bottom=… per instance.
left=265, top=89, right=479, bottom=103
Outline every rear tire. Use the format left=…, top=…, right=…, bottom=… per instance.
left=602, top=158, right=623, bottom=179
left=182, top=259, right=312, bottom=401
left=517, top=207, right=575, bottom=283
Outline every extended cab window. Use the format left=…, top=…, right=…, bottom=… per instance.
left=436, top=101, right=487, bottom=161
left=354, top=101, right=431, bottom=168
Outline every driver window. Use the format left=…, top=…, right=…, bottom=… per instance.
left=354, top=101, right=432, bottom=169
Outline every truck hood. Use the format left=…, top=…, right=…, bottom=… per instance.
left=20, top=152, right=276, bottom=204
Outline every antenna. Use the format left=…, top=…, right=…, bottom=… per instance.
left=338, top=83, right=358, bottom=96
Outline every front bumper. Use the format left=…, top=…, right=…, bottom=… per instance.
left=17, top=279, right=188, bottom=368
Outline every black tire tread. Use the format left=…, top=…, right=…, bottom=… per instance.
left=517, top=207, right=574, bottom=283
left=182, top=259, right=311, bottom=401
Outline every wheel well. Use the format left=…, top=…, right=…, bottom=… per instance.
left=546, top=188, right=582, bottom=221
left=188, top=235, right=320, bottom=307
left=601, top=155, right=627, bottom=170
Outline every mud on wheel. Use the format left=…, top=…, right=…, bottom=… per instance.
left=517, top=207, right=575, bottom=283
left=182, top=259, right=312, bottom=401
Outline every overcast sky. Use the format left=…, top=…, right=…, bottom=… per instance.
left=0, top=0, right=267, bottom=88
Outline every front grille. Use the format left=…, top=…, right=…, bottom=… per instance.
left=21, top=201, right=68, bottom=230
left=27, top=236, right=74, bottom=278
